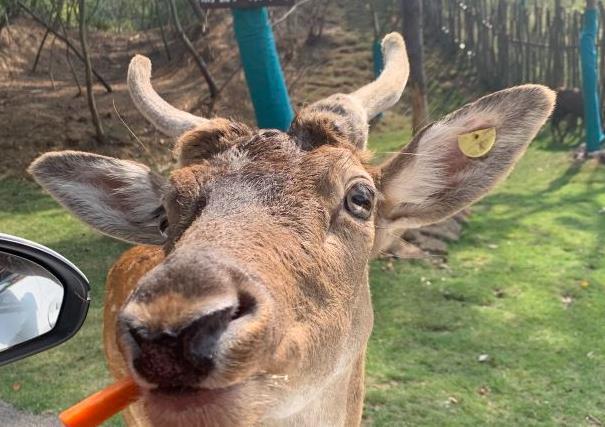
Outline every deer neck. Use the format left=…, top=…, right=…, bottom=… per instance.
left=263, top=276, right=373, bottom=427
left=264, top=352, right=366, bottom=427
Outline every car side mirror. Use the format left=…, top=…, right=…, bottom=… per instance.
left=0, top=233, right=90, bottom=367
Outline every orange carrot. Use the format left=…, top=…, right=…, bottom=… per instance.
left=59, top=377, right=140, bottom=427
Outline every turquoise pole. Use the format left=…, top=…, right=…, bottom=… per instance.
left=580, top=7, right=605, bottom=152
left=373, top=39, right=384, bottom=79
left=373, top=39, right=384, bottom=121
left=232, top=7, right=294, bottom=131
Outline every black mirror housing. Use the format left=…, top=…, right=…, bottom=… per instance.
left=0, top=233, right=90, bottom=367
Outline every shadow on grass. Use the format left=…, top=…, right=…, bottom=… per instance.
left=534, top=132, right=584, bottom=153
left=365, top=147, right=605, bottom=425
left=0, top=178, right=58, bottom=214
left=0, top=178, right=128, bottom=426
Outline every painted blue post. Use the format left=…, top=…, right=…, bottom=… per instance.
left=580, top=5, right=605, bottom=152
left=373, top=39, right=384, bottom=79
left=232, top=7, right=294, bottom=131
left=373, top=39, right=384, bottom=121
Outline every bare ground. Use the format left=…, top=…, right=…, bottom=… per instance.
left=0, top=11, right=396, bottom=179
left=0, top=399, right=59, bottom=427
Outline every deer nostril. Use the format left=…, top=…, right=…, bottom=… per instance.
left=126, top=323, right=177, bottom=346
left=122, top=292, right=259, bottom=387
left=232, top=291, right=257, bottom=320
left=127, top=326, right=145, bottom=345
left=182, top=308, right=233, bottom=373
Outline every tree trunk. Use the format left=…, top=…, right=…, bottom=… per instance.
left=551, top=0, right=565, bottom=88
left=62, top=0, right=82, bottom=96
left=32, top=0, right=63, bottom=74
left=31, top=29, right=50, bottom=73
left=65, top=42, right=82, bottom=96
left=168, top=0, right=218, bottom=99
left=18, top=1, right=113, bottom=92
left=401, top=0, right=429, bottom=134
left=155, top=0, right=171, bottom=60
left=49, top=35, right=56, bottom=90
left=187, top=0, right=204, bottom=20
left=0, top=3, right=16, bottom=37
left=188, top=0, right=209, bottom=34
left=78, top=0, right=104, bottom=143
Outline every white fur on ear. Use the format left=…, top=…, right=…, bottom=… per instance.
left=29, top=151, right=167, bottom=245
left=377, top=85, right=555, bottom=241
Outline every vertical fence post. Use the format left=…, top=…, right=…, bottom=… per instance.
left=371, top=6, right=383, bottom=121
left=232, top=7, right=294, bottom=131
left=580, top=0, right=604, bottom=152
left=401, top=0, right=429, bottom=133
left=373, top=38, right=384, bottom=121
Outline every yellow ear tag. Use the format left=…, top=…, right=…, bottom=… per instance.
left=457, top=127, right=497, bottom=158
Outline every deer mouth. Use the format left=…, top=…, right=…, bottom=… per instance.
left=145, top=384, right=240, bottom=412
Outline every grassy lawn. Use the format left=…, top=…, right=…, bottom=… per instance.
left=366, top=134, right=605, bottom=425
left=0, top=182, right=129, bottom=425
left=0, top=132, right=604, bottom=426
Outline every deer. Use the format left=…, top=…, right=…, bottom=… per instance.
left=551, top=87, right=584, bottom=143
left=29, top=33, right=555, bottom=426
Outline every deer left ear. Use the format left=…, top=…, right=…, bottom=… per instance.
left=29, top=151, right=168, bottom=245
left=374, top=85, right=555, bottom=252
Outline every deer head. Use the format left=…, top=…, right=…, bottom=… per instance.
left=29, top=33, right=554, bottom=426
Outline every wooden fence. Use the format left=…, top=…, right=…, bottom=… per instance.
left=423, top=0, right=605, bottom=94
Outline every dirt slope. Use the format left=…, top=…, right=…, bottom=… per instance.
left=0, top=6, right=395, bottom=178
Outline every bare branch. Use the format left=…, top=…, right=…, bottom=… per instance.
left=168, top=0, right=218, bottom=99
left=271, top=0, right=313, bottom=28
left=18, top=1, right=113, bottom=93
left=78, top=0, right=105, bottom=142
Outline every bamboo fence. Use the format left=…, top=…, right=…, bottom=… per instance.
left=424, top=0, right=605, bottom=97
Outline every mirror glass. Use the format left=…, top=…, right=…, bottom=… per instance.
left=0, top=252, right=64, bottom=352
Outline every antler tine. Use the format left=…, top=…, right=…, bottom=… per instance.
left=127, top=55, right=207, bottom=138
left=350, top=33, right=409, bottom=120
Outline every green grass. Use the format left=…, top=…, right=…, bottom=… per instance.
left=365, top=133, right=605, bottom=426
left=0, top=181, right=129, bottom=424
left=0, top=132, right=604, bottom=426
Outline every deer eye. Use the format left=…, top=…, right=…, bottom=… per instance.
left=158, top=218, right=169, bottom=238
left=345, top=183, right=375, bottom=220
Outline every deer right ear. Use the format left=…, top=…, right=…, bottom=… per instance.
left=29, top=151, right=168, bottom=245
left=374, top=85, right=555, bottom=253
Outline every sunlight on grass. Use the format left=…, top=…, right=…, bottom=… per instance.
left=365, top=132, right=605, bottom=425
left=0, top=180, right=128, bottom=425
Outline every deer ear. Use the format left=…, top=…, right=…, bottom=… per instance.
left=29, top=151, right=168, bottom=245
left=374, top=85, right=555, bottom=251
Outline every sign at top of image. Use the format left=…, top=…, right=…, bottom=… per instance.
left=199, top=0, right=295, bottom=9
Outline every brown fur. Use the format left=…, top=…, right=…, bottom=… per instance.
left=551, top=87, right=584, bottom=143
left=104, top=123, right=376, bottom=425
left=103, top=246, right=165, bottom=426
left=30, top=76, right=555, bottom=426
left=175, top=119, right=252, bottom=167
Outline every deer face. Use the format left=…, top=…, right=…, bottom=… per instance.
left=29, top=34, right=555, bottom=426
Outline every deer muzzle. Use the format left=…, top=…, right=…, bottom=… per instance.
left=117, top=250, right=272, bottom=391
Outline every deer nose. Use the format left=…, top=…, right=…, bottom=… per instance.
left=123, top=305, right=242, bottom=388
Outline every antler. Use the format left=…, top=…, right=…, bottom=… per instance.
left=128, top=33, right=408, bottom=140
left=349, top=32, right=409, bottom=120
left=127, top=55, right=207, bottom=137
left=293, top=32, right=409, bottom=149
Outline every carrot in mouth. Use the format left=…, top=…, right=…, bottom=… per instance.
left=59, top=376, right=140, bottom=427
